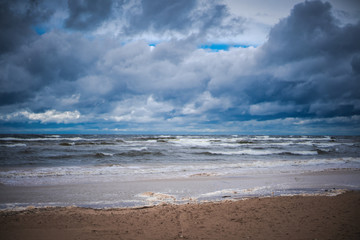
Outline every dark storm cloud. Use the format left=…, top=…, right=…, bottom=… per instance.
left=65, top=0, right=113, bottom=30
left=351, top=54, right=360, bottom=74
left=251, top=0, right=360, bottom=117
left=124, top=0, right=197, bottom=34
left=120, top=0, right=243, bottom=40
left=64, top=0, right=227, bottom=35
left=0, top=0, right=53, bottom=54
left=0, top=31, right=103, bottom=108
left=262, top=0, right=360, bottom=63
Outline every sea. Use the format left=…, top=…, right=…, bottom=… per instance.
left=1, top=134, right=360, bottom=209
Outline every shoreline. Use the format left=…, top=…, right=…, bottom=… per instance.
left=0, top=187, right=350, bottom=213
left=1, top=168, right=360, bottom=210
left=1, top=191, right=360, bottom=239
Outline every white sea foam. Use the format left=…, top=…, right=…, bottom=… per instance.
left=207, top=149, right=318, bottom=156
left=170, top=137, right=213, bottom=147
left=137, top=192, right=177, bottom=202
left=0, top=143, right=27, bottom=147
left=130, top=147, right=148, bottom=151
left=48, top=135, right=61, bottom=138
left=96, top=152, right=114, bottom=157
left=199, top=189, right=240, bottom=197
left=199, top=186, right=275, bottom=198
left=314, top=142, right=351, bottom=147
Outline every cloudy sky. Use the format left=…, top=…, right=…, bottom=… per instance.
left=0, top=0, right=359, bottom=134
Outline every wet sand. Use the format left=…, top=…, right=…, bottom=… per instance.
left=1, top=191, right=360, bottom=240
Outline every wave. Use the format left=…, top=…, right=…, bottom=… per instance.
left=131, top=136, right=177, bottom=142
left=46, top=152, right=115, bottom=160
left=316, top=148, right=333, bottom=155
left=197, top=149, right=318, bottom=156
left=236, top=140, right=255, bottom=144
left=250, top=135, right=332, bottom=141
left=94, top=152, right=114, bottom=158
left=47, top=137, right=343, bottom=150
left=0, top=143, right=27, bottom=147
left=170, top=138, right=213, bottom=147
left=0, top=137, right=84, bottom=142
left=59, top=142, right=75, bottom=146
left=278, top=151, right=318, bottom=156
left=115, top=150, right=164, bottom=157
left=58, top=141, right=119, bottom=146
left=167, top=135, right=340, bottom=147
left=76, top=141, right=116, bottom=146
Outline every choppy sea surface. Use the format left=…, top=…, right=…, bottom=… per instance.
left=1, top=134, right=360, bottom=209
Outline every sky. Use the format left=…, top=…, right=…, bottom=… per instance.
left=0, top=0, right=360, bottom=135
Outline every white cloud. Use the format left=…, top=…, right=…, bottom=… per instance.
left=60, top=94, right=80, bottom=105
left=225, top=0, right=303, bottom=26
left=107, top=95, right=174, bottom=123
left=249, top=102, right=297, bottom=115
left=1, top=110, right=81, bottom=123
left=182, top=91, right=232, bottom=115
left=77, top=76, right=113, bottom=96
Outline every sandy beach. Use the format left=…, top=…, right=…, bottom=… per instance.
left=1, top=191, right=359, bottom=240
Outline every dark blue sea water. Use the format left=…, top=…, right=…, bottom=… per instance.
left=0, top=134, right=359, bottom=186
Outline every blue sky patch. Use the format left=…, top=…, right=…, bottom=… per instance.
left=33, top=25, right=47, bottom=35
left=199, top=44, right=253, bottom=52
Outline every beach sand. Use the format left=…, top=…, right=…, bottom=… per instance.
left=1, top=191, right=359, bottom=240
